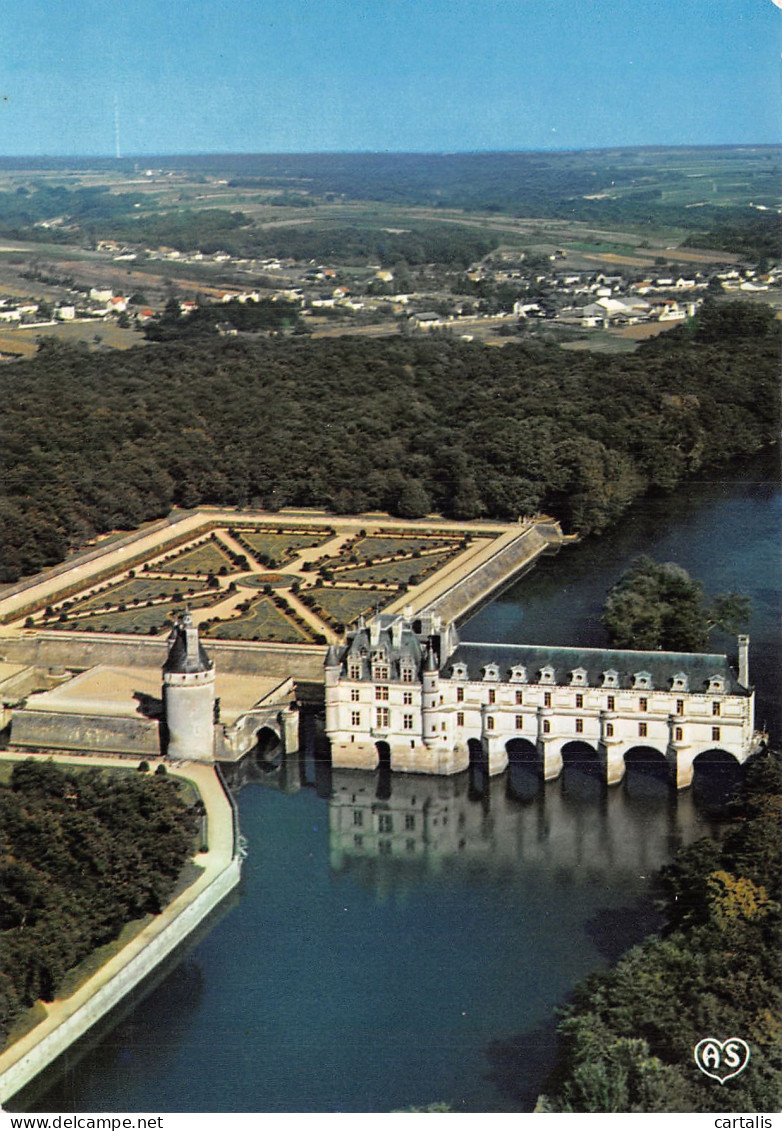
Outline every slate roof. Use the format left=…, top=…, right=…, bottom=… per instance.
left=338, top=614, right=426, bottom=680
left=443, top=642, right=746, bottom=695
left=163, top=614, right=213, bottom=674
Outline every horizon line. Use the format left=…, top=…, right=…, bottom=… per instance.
left=1, top=141, right=781, bottom=162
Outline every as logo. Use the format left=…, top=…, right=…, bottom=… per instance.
left=693, top=1038, right=750, bottom=1083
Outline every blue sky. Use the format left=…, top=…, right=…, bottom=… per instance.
left=0, top=0, right=779, bottom=155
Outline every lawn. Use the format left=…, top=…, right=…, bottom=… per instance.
left=333, top=534, right=458, bottom=564
left=154, top=539, right=239, bottom=576
left=307, top=586, right=390, bottom=626
left=65, top=576, right=211, bottom=612
left=206, top=597, right=314, bottom=643
left=332, top=551, right=453, bottom=585
left=232, top=528, right=332, bottom=564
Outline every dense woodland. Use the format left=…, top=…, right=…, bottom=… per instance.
left=538, top=752, right=782, bottom=1112
left=0, top=760, right=198, bottom=1045
left=0, top=300, right=777, bottom=583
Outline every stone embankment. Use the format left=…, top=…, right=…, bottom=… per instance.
left=0, top=754, right=241, bottom=1106
left=410, top=519, right=564, bottom=625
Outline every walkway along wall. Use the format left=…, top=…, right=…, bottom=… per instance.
left=0, top=759, right=242, bottom=1106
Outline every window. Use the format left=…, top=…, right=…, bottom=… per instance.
left=544, top=692, right=552, bottom=708
left=456, top=687, right=464, bottom=703
left=575, top=693, right=583, bottom=709
left=403, top=691, right=413, bottom=705
left=376, top=685, right=389, bottom=700
left=676, top=699, right=684, bottom=715
left=488, top=689, right=496, bottom=705
left=675, top=726, right=683, bottom=742
left=405, top=814, right=415, bottom=831
left=374, top=665, right=389, bottom=681
left=575, top=718, right=583, bottom=734
left=376, top=707, right=389, bottom=728
left=353, top=834, right=363, bottom=848
left=486, top=716, right=495, bottom=730
left=456, top=711, right=465, bottom=727
left=712, top=701, right=721, bottom=716
left=353, top=810, right=363, bottom=827
left=378, top=813, right=393, bottom=833
left=351, top=711, right=361, bottom=727
left=515, top=690, right=523, bottom=705
left=406, top=839, right=416, bottom=853
left=606, top=723, right=614, bottom=737
left=403, top=714, right=414, bottom=730
left=401, top=667, right=414, bottom=683
left=351, top=688, right=360, bottom=702
left=607, top=695, right=615, bottom=711
left=378, top=840, right=392, bottom=856
left=349, top=664, right=361, bottom=679
left=639, top=722, right=648, bottom=738
left=542, top=719, right=551, bottom=734
left=712, top=726, right=721, bottom=742
left=515, top=715, right=524, bottom=730
left=639, top=697, right=648, bottom=712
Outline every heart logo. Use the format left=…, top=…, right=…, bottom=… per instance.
left=693, top=1038, right=751, bottom=1083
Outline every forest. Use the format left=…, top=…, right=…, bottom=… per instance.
left=0, top=300, right=777, bottom=583
left=0, top=760, right=199, bottom=1045
left=538, top=751, right=782, bottom=1113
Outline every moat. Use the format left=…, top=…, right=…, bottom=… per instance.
left=11, top=448, right=781, bottom=1114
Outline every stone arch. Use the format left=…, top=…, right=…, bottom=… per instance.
left=692, top=747, right=744, bottom=805
left=506, top=737, right=538, bottom=763
left=623, top=744, right=674, bottom=794
left=505, top=738, right=541, bottom=803
left=375, top=740, right=391, bottom=770
left=561, top=739, right=601, bottom=766
left=254, top=724, right=283, bottom=768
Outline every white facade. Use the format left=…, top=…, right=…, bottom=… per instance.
left=325, top=616, right=757, bottom=789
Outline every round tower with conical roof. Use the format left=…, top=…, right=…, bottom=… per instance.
left=162, top=610, right=216, bottom=762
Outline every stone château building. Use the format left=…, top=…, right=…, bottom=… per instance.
left=324, top=612, right=758, bottom=788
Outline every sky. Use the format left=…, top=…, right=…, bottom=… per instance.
left=0, top=0, right=780, bottom=156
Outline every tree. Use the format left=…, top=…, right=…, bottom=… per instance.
left=602, top=557, right=750, bottom=652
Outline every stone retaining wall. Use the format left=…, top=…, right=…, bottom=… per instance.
left=424, top=522, right=562, bottom=624
left=8, top=711, right=161, bottom=757
left=0, top=856, right=241, bottom=1105
left=0, top=632, right=326, bottom=680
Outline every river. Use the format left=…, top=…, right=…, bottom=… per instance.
left=13, top=449, right=781, bottom=1114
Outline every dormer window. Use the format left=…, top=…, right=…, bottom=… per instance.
left=400, top=664, right=415, bottom=684
left=707, top=675, right=726, bottom=694
left=373, top=663, right=389, bottom=681
left=602, top=670, right=619, bottom=688
left=509, top=665, right=527, bottom=683
left=348, top=662, right=361, bottom=680
left=451, top=662, right=468, bottom=680
left=482, top=663, right=500, bottom=682
left=570, top=667, right=588, bottom=686
left=539, top=666, right=555, bottom=685
left=633, top=671, right=652, bottom=690
left=671, top=672, right=689, bottom=692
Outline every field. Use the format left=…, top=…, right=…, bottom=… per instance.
left=232, top=528, right=333, bottom=564
left=306, top=587, right=387, bottom=627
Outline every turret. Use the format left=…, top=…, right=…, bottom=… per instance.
left=737, top=635, right=750, bottom=688
left=422, top=646, right=440, bottom=748
left=162, top=611, right=216, bottom=762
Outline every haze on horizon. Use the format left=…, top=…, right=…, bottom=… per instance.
left=0, top=0, right=780, bottom=158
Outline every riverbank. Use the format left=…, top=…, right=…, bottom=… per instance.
left=0, top=752, right=241, bottom=1106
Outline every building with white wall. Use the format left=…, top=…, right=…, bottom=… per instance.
left=325, top=614, right=757, bottom=788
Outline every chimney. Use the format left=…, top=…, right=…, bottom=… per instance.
left=738, top=635, right=750, bottom=687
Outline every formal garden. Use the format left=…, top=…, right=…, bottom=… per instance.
left=14, top=519, right=485, bottom=643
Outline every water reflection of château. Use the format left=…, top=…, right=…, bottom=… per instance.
left=327, top=763, right=715, bottom=894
